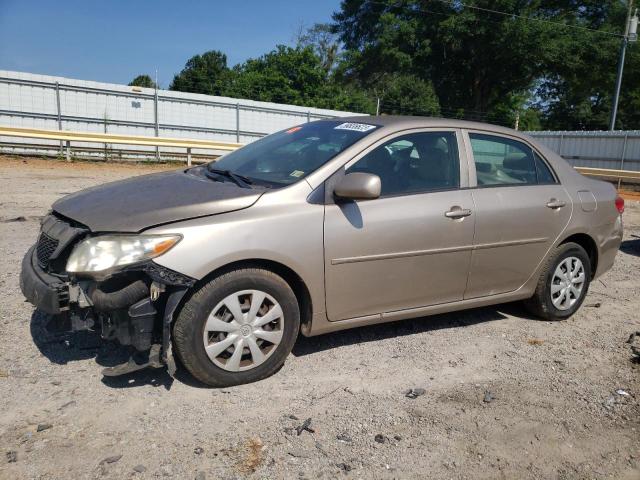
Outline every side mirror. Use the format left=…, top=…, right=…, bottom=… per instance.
left=334, top=172, right=381, bottom=200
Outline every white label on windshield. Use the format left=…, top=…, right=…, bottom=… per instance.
left=334, top=122, right=376, bottom=132
left=289, top=170, right=305, bottom=178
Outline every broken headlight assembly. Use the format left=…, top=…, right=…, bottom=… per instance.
left=66, top=234, right=181, bottom=274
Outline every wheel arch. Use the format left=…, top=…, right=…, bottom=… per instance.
left=187, top=258, right=313, bottom=332
left=558, top=233, right=598, bottom=278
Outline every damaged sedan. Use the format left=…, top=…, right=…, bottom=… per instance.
left=21, top=117, right=624, bottom=386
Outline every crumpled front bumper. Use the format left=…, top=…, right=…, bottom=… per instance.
left=20, top=209, right=199, bottom=376
left=20, top=245, right=68, bottom=315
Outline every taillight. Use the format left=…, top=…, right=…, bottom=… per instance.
left=615, top=196, right=625, bottom=214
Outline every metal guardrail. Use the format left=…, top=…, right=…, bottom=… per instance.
left=0, top=75, right=351, bottom=151
left=0, top=126, right=242, bottom=165
left=574, top=166, right=640, bottom=181
left=0, top=108, right=267, bottom=139
left=1, top=126, right=639, bottom=183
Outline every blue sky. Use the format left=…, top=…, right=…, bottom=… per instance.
left=0, top=0, right=342, bottom=87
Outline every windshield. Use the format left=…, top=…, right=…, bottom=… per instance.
left=209, top=120, right=378, bottom=187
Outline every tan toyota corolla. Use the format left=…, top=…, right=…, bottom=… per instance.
left=21, top=116, right=624, bottom=386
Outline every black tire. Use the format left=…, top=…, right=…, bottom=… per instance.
left=524, top=242, right=591, bottom=321
left=173, top=268, right=300, bottom=387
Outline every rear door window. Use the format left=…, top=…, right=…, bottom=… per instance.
left=469, top=134, right=537, bottom=186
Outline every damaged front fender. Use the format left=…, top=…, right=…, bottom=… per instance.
left=23, top=240, right=195, bottom=377
left=76, top=263, right=194, bottom=377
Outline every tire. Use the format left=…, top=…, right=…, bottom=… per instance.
left=173, top=268, right=300, bottom=387
left=524, top=242, right=591, bottom=321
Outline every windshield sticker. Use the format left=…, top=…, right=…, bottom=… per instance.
left=286, top=126, right=303, bottom=134
left=334, top=122, right=376, bottom=132
left=289, top=170, right=305, bottom=178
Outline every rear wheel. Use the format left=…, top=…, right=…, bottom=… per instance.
left=173, top=268, right=300, bottom=387
left=524, top=242, right=591, bottom=320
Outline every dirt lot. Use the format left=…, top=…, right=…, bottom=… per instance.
left=1, top=156, right=639, bottom=480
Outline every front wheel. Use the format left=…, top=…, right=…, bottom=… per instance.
left=524, top=242, right=591, bottom=320
left=173, top=268, right=300, bottom=387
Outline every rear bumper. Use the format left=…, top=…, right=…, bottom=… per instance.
left=20, top=245, right=68, bottom=315
left=594, top=215, right=624, bottom=279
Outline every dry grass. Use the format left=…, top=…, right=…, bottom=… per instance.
left=236, top=437, right=264, bottom=474
left=0, top=154, right=178, bottom=172
left=619, top=190, right=640, bottom=202
left=527, top=338, right=545, bottom=346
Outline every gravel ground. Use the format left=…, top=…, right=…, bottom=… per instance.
left=1, top=156, right=639, bottom=480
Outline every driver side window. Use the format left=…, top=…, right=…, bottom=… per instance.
left=346, top=132, right=460, bottom=197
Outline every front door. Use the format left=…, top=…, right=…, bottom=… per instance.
left=464, top=131, right=572, bottom=298
left=324, top=130, right=475, bottom=321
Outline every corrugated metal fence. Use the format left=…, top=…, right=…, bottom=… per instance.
left=0, top=70, right=361, bottom=158
left=527, top=131, right=640, bottom=172
left=1, top=70, right=639, bottom=171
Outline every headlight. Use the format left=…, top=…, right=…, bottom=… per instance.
left=66, top=234, right=181, bottom=273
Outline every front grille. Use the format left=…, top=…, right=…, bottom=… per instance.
left=36, top=233, right=59, bottom=268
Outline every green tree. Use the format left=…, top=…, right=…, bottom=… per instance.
left=535, top=1, right=632, bottom=130
left=128, top=75, right=157, bottom=89
left=314, top=83, right=377, bottom=113
left=159, top=2, right=640, bottom=128
left=229, top=45, right=377, bottom=112
left=616, top=43, right=640, bottom=130
left=376, top=73, right=440, bottom=116
left=168, top=45, right=375, bottom=112
left=333, top=0, right=551, bottom=122
left=228, top=46, right=327, bottom=105
left=297, top=23, right=342, bottom=75
left=170, top=50, right=231, bottom=95
left=332, top=0, right=639, bottom=129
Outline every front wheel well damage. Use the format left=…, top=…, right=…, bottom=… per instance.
left=184, top=259, right=313, bottom=333
left=559, top=233, right=598, bottom=278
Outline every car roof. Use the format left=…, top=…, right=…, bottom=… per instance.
left=332, top=115, right=523, bottom=137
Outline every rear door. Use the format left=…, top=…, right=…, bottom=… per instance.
left=324, top=129, right=475, bottom=321
left=463, top=131, right=571, bottom=298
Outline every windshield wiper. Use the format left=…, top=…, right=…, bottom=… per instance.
left=205, top=166, right=253, bottom=188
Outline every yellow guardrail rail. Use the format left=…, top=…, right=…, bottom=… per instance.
left=1, top=126, right=640, bottom=182
left=0, top=126, right=244, bottom=165
left=574, top=167, right=640, bottom=181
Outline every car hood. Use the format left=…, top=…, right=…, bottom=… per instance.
left=52, top=167, right=263, bottom=232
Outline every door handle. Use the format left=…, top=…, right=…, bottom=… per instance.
left=546, top=199, right=566, bottom=209
left=444, top=207, right=472, bottom=219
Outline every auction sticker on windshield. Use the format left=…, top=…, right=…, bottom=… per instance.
left=334, top=122, right=377, bottom=132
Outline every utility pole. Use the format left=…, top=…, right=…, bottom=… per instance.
left=610, top=1, right=637, bottom=130
left=376, top=97, right=380, bottom=116
left=514, top=111, right=520, bottom=131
